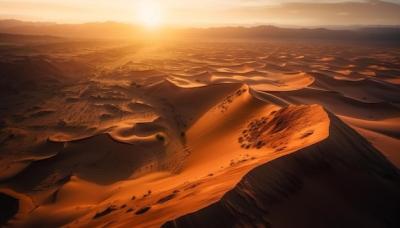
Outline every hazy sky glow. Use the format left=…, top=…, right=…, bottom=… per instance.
left=0, top=0, right=399, bottom=27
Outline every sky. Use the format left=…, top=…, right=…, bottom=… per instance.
left=0, top=0, right=399, bottom=27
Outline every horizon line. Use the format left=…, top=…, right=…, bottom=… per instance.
left=1, top=18, right=400, bottom=30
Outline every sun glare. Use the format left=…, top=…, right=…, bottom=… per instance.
left=136, top=1, right=163, bottom=29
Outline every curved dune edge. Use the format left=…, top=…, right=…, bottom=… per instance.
left=163, top=113, right=400, bottom=228
left=0, top=189, right=34, bottom=226
left=166, top=72, right=315, bottom=91
left=64, top=87, right=329, bottom=228
left=4, top=84, right=332, bottom=227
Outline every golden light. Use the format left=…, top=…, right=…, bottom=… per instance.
left=136, top=1, right=163, bottom=29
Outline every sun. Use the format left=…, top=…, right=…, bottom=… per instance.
left=136, top=1, right=163, bottom=29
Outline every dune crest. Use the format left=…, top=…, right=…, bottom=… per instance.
left=3, top=83, right=332, bottom=227
left=163, top=113, right=400, bottom=228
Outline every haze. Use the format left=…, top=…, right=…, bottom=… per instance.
left=0, top=0, right=400, bottom=27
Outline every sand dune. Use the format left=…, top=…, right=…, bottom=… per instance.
left=164, top=114, right=400, bottom=228
left=312, top=71, right=400, bottom=103
left=271, top=88, right=400, bottom=120
left=2, top=83, right=330, bottom=227
left=0, top=38, right=399, bottom=227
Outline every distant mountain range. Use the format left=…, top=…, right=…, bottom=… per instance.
left=178, top=26, right=400, bottom=42
left=0, top=20, right=139, bottom=39
left=0, top=19, right=399, bottom=42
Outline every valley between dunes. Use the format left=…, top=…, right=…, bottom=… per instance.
left=0, top=39, right=400, bottom=227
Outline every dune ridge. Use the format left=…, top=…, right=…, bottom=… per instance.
left=2, top=82, right=332, bottom=227
left=163, top=113, right=400, bottom=228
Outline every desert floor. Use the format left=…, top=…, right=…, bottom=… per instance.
left=1, top=39, right=400, bottom=227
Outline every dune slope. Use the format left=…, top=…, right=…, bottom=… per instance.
left=163, top=113, right=400, bottom=228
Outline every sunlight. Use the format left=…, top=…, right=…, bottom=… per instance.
left=136, top=1, right=163, bottom=29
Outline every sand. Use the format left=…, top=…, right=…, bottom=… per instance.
left=0, top=38, right=399, bottom=227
